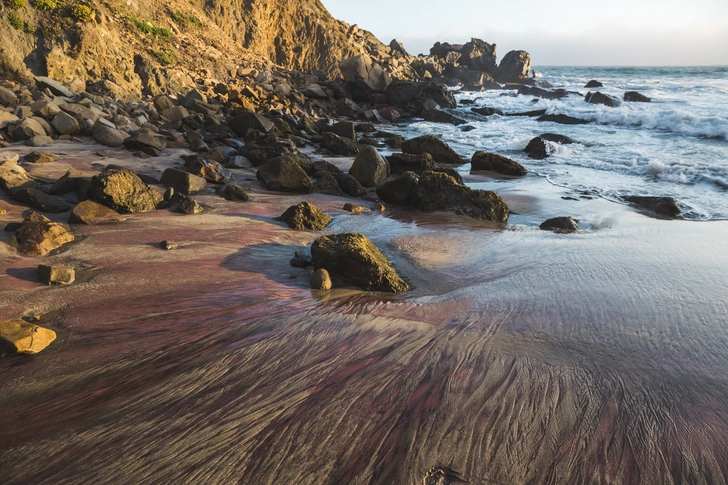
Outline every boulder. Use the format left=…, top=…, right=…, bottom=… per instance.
left=524, top=134, right=578, bottom=159
left=0, top=152, right=20, bottom=165
left=51, top=168, right=94, bottom=198
left=349, top=146, right=389, bottom=187
left=537, top=113, right=591, bottom=125
left=256, top=155, right=313, bottom=193
left=329, top=172, right=367, bottom=197
left=229, top=112, right=275, bottom=136
left=422, top=110, right=466, bottom=125
left=311, top=233, right=409, bottom=292
left=310, top=268, right=332, bottom=290
left=26, top=135, right=55, bottom=147
left=387, top=81, right=456, bottom=114
left=51, top=111, right=81, bottom=135
left=275, top=201, right=332, bottom=230
left=460, top=38, right=497, bottom=71
left=376, top=172, right=419, bottom=205
left=322, top=121, right=356, bottom=141
left=93, top=125, right=128, bottom=147
left=217, top=184, right=250, bottom=202
left=160, top=168, right=207, bottom=195
left=37, top=264, right=75, bottom=285
left=239, top=141, right=286, bottom=167
left=401, top=135, right=463, bottom=165
left=585, top=80, right=603, bottom=88
left=314, top=173, right=346, bottom=196
left=0, top=86, right=17, bottom=106
left=161, top=106, right=189, bottom=122
left=0, top=111, right=19, bottom=129
left=539, top=216, right=579, bottom=233
left=471, top=152, right=527, bottom=176
left=34, top=76, right=74, bottom=97
left=471, top=106, right=504, bottom=117
left=624, top=196, right=681, bottom=218
left=30, top=99, right=61, bottom=119
left=299, top=84, right=328, bottom=99
left=11, top=188, right=71, bottom=213
left=343, top=203, right=367, bottom=213
left=585, top=91, right=621, bottom=107
left=68, top=200, right=120, bottom=224
left=322, top=132, right=360, bottom=156
left=122, top=133, right=166, bottom=156
left=24, top=152, right=58, bottom=164
left=0, top=164, right=41, bottom=193
left=0, top=320, right=56, bottom=355
left=15, top=211, right=75, bottom=256
left=11, top=118, right=46, bottom=141
left=624, top=91, right=651, bottom=103
left=183, top=158, right=232, bottom=184
left=386, top=153, right=436, bottom=174
left=339, top=54, right=392, bottom=92
left=409, top=171, right=509, bottom=222
left=177, top=196, right=203, bottom=215
left=518, top=86, right=569, bottom=99
left=88, top=170, right=163, bottom=213
left=498, top=50, right=531, bottom=82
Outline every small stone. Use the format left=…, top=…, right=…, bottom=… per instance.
left=4, top=222, right=21, bottom=232
left=275, top=202, right=331, bottom=230
left=0, top=152, right=20, bottom=165
left=310, top=269, right=332, bottom=290
left=343, top=203, right=367, bottom=213
left=0, top=320, right=56, bottom=355
left=217, top=184, right=251, bottom=202
left=177, top=196, right=203, bottom=215
left=37, top=264, right=75, bottom=285
left=24, top=151, right=59, bottom=164
left=373, top=201, right=386, bottom=211
left=539, top=216, right=579, bottom=233
left=160, top=240, right=178, bottom=250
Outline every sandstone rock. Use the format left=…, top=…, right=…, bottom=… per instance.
left=275, top=201, right=331, bottom=230
left=374, top=201, right=386, bottom=211
left=24, top=152, right=58, bottom=164
left=0, top=86, right=17, bottom=106
left=0, top=111, right=19, bottom=129
left=230, top=112, right=275, bottom=136
left=339, top=54, right=392, bottom=92
left=37, top=264, right=75, bottom=285
left=624, top=91, right=651, bottom=103
left=34, top=76, right=74, bottom=97
left=160, top=168, right=207, bottom=195
left=539, top=216, right=579, bottom=233
left=123, top=133, right=166, bottom=156
left=26, top=135, right=55, bottom=147
left=30, top=99, right=61, bottom=120
left=310, top=268, right=332, bottom=290
left=15, top=211, right=75, bottom=256
left=11, top=118, right=46, bottom=141
left=311, top=232, right=409, bottom=293
left=11, top=188, right=71, bottom=213
left=161, top=106, right=189, bottom=122
left=0, top=320, right=56, bottom=355
left=410, top=171, right=509, bottom=222
left=52, top=111, right=81, bottom=135
left=160, top=240, right=178, bottom=250
left=217, top=184, right=251, bottom=202
left=183, top=158, right=232, bottom=184
left=68, top=200, right=120, bottom=224
left=585, top=80, right=603, bottom=88
left=376, top=171, right=419, bottom=205
left=88, top=170, right=163, bottom=213
left=177, top=196, right=203, bottom=215
left=93, top=125, right=128, bottom=147
left=256, top=155, right=313, bottom=193
left=585, top=91, right=621, bottom=107
left=322, top=132, right=360, bottom=156
left=401, top=135, right=463, bottom=165
left=349, top=146, right=389, bottom=187
left=537, top=113, right=591, bottom=125
left=498, top=50, right=531, bottom=82
left=343, top=203, right=367, bottom=213
left=51, top=168, right=93, bottom=198
left=471, top=152, right=527, bottom=176
left=624, top=196, right=681, bottom=218
left=0, top=164, right=41, bottom=192
left=0, top=152, right=20, bottom=165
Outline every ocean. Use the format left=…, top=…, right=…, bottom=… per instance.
left=388, top=66, right=728, bottom=220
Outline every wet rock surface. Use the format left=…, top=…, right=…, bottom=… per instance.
left=275, top=202, right=332, bottom=230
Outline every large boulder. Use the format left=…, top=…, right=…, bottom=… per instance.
left=11, top=188, right=71, bottom=213
left=518, top=86, right=568, bottom=99
left=471, top=152, right=527, bottom=176
left=311, top=233, right=409, bottom=293
left=239, top=141, right=287, bottom=167
left=376, top=172, right=419, bottom=205
left=322, top=121, right=356, bottom=141
left=93, top=125, right=128, bottom=147
left=122, top=133, right=166, bottom=156
left=51, top=168, right=94, bottom=198
left=0, top=164, right=41, bottom=193
left=217, top=184, right=250, bottom=202
left=88, top=170, right=163, bottom=213
left=160, top=168, right=207, bottom=195
left=524, top=134, right=578, bottom=159
left=256, top=155, right=313, bottom=193
left=11, top=118, right=46, bottom=141
left=585, top=91, right=621, bottom=107
left=497, top=50, right=531, bottom=82
left=275, top=202, right=332, bottom=230
left=339, top=54, right=392, bottom=92
left=314, top=173, right=346, bottom=196
left=409, top=171, right=509, bottom=222
left=387, top=81, right=456, bottom=115
left=460, top=38, right=497, bottom=71
left=321, top=132, right=360, bottom=156
left=0, top=320, right=56, bottom=355
left=15, top=211, right=75, bottom=256
left=0, top=86, right=17, bottom=106
left=401, top=135, right=464, bottom=165
left=68, top=200, right=120, bottom=225
left=349, top=146, right=389, bottom=187
left=51, top=111, right=81, bottom=135
left=386, top=153, right=437, bottom=175
left=229, top=112, right=275, bottom=136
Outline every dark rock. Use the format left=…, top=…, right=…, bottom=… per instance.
left=311, top=233, right=409, bottom=293
left=217, top=184, right=250, bottom=202
left=290, top=251, right=313, bottom=268
left=386, top=153, right=437, bottom=175
left=226, top=156, right=253, bottom=169
left=23, top=152, right=58, bottom=164
left=507, top=109, right=548, bottom=117
left=122, top=133, right=166, bottom=156
left=11, top=188, right=71, bottom=213
left=339, top=54, right=392, bottom=92
left=314, top=173, right=346, bottom=196
left=34, top=76, right=74, bottom=97
left=160, top=240, right=178, bottom=250
left=585, top=80, right=603, bottom=88
left=51, top=111, right=81, bottom=136
left=540, top=133, right=578, bottom=145
left=585, top=91, right=621, bottom=107
left=330, top=172, right=367, bottom=197
left=524, top=137, right=549, bottom=159
left=37, top=264, right=75, bottom=285
left=160, top=168, right=207, bottom=195
left=183, top=157, right=232, bottom=183
left=256, top=155, right=313, bottom=193
left=4, top=222, right=22, bottom=232
left=409, top=171, right=509, bottom=222
left=312, top=160, right=341, bottom=174
left=537, top=113, right=591, bottom=125
left=349, top=146, right=389, bottom=187
left=230, top=112, right=275, bottom=136
left=422, top=109, right=466, bottom=125
left=321, top=132, right=360, bottom=156
left=239, top=141, right=287, bottom=167
left=15, top=211, right=75, bottom=256
left=401, top=135, right=464, bottom=165
left=322, top=121, right=356, bottom=141
left=343, top=203, right=367, bottom=213
left=624, top=91, right=652, bottom=103
left=177, top=196, right=203, bottom=215
left=51, top=168, right=93, bottom=198
left=386, top=80, right=456, bottom=115
left=518, top=86, right=568, bottom=99
left=498, top=50, right=531, bottom=82
left=471, top=152, right=527, bottom=176
left=92, top=125, right=128, bottom=148
left=11, top=119, right=46, bottom=141
left=539, top=216, right=579, bottom=233
left=624, top=196, right=681, bottom=218
left=471, top=107, right=504, bottom=116
left=68, top=200, right=120, bottom=224
left=376, top=172, right=419, bottom=205
left=275, top=201, right=331, bottom=230
left=88, top=170, right=163, bottom=213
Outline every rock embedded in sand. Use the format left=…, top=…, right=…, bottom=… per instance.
left=183, top=157, right=232, bottom=184
left=310, top=269, right=332, bottom=290
left=93, top=125, right=128, bottom=147
left=24, top=152, right=58, bottom=164
left=160, top=240, right=178, bottom=250
left=160, top=168, right=207, bottom=195
left=176, top=196, right=204, bottom=215
left=0, top=152, right=20, bottom=165
left=401, top=135, right=463, bottom=165
left=275, top=202, right=332, bottom=230
left=88, top=170, right=163, bottom=214
left=410, top=171, right=509, bottom=222
left=37, top=264, right=76, bottom=285
left=349, top=145, right=389, bottom=187
left=539, top=216, right=579, bottom=233
left=217, top=184, right=251, bottom=202
left=68, top=200, right=120, bottom=225
left=229, top=112, right=275, bottom=136
left=376, top=171, right=419, bottom=206
left=15, top=211, right=74, bottom=256
left=471, top=152, right=527, bottom=176
left=256, top=155, right=313, bottom=193
left=311, top=232, right=409, bottom=293
left=0, top=320, right=56, bottom=355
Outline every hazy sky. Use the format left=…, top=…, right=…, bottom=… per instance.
left=322, top=0, right=728, bottom=66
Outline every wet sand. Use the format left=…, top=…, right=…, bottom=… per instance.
left=2, top=142, right=728, bottom=484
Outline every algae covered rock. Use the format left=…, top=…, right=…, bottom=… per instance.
left=15, top=211, right=75, bottom=256
left=311, top=232, right=409, bottom=293
left=401, top=135, right=463, bottom=165
left=471, top=151, right=527, bottom=176
left=349, top=145, right=389, bottom=187
left=275, top=202, right=331, bottom=230
left=88, top=170, right=163, bottom=213
left=539, top=216, right=579, bottom=233
left=0, top=320, right=56, bottom=355
left=376, top=171, right=419, bottom=206
left=410, top=171, right=509, bottom=222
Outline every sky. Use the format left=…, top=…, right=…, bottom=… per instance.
left=321, top=0, right=728, bottom=66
